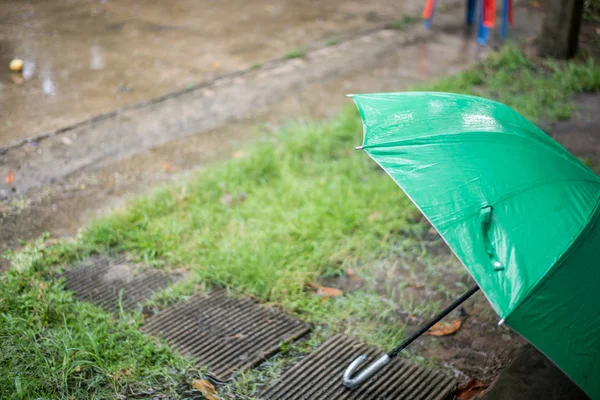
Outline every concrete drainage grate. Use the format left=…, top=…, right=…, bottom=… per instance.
left=262, top=335, right=457, bottom=400
left=143, top=291, right=310, bottom=380
left=64, top=256, right=173, bottom=312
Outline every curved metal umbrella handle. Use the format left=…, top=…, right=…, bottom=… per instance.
left=342, top=353, right=390, bottom=389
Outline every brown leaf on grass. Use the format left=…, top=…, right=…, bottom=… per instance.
left=529, top=1, right=541, bottom=9
left=455, top=379, right=488, bottom=400
left=4, top=171, right=15, bottom=185
left=424, top=319, right=462, bottom=336
left=345, top=268, right=360, bottom=281
left=306, top=282, right=343, bottom=297
left=368, top=211, right=381, bottom=222
left=193, top=379, right=220, bottom=400
left=162, top=162, right=175, bottom=173
left=319, top=287, right=343, bottom=296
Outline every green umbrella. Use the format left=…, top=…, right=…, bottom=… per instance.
left=342, top=92, right=600, bottom=398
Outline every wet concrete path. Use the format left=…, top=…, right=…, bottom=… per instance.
left=0, top=0, right=431, bottom=149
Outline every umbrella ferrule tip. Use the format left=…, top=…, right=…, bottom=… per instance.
left=498, top=319, right=505, bottom=326
left=355, top=146, right=364, bottom=151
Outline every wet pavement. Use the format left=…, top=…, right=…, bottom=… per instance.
left=0, top=26, right=477, bottom=198
left=0, top=0, right=434, bottom=149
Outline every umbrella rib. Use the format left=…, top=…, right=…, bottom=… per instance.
left=361, top=132, right=593, bottom=169
left=432, top=177, right=600, bottom=231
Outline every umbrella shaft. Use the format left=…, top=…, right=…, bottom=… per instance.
left=388, top=284, right=480, bottom=358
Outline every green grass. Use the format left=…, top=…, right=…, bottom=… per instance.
left=82, top=107, right=421, bottom=307
left=2, top=44, right=599, bottom=399
left=422, top=45, right=600, bottom=122
left=0, top=237, right=196, bottom=399
left=284, top=49, right=306, bottom=59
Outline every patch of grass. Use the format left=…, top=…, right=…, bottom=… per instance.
left=284, top=49, right=306, bottom=59
left=385, top=15, right=420, bottom=30
left=422, top=44, right=600, bottom=122
left=82, top=106, right=419, bottom=303
left=0, top=237, right=195, bottom=399
left=251, top=63, right=262, bottom=70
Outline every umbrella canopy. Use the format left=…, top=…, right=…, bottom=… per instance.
left=352, top=92, right=600, bottom=398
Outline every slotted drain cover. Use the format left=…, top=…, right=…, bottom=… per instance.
left=143, top=291, right=309, bottom=380
left=64, top=256, right=173, bottom=312
left=262, top=335, right=456, bottom=400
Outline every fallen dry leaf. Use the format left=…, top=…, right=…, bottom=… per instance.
left=529, top=1, right=541, bottom=9
left=368, top=211, right=381, bottom=222
left=455, top=379, right=488, bottom=400
left=193, top=379, right=220, bottom=400
left=316, top=286, right=343, bottom=297
left=210, top=60, right=221, bottom=69
left=4, top=171, right=15, bottom=185
left=424, top=319, right=462, bottom=336
left=306, top=282, right=343, bottom=297
left=162, top=161, right=175, bottom=173
left=345, top=268, right=360, bottom=281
